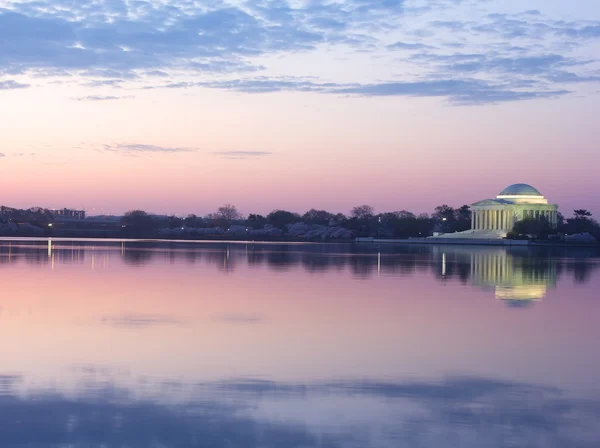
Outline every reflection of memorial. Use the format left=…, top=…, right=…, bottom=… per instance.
left=469, top=249, right=557, bottom=305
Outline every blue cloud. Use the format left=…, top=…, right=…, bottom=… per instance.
left=388, top=41, right=436, bottom=50
left=197, top=77, right=569, bottom=105
left=74, top=95, right=133, bottom=101
left=1, top=1, right=599, bottom=105
left=0, top=80, right=29, bottom=90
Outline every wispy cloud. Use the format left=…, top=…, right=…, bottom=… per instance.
left=212, top=151, right=273, bottom=159
left=104, top=144, right=196, bottom=154
left=0, top=1, right=599, bottom=105
left=198, top=77, right=569, bottom=105
left=387, top=41, right=436, bottom=50
left=100, top=313, right=183, bottom=328
left=212, top=312, right=265, bottom=324
left=0, top=153, right=5, bottom=158
left=74, top=95, right=133, bottom=101
left=0, top=80, right=29, bottom=90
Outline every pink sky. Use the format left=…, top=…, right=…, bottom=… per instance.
left=0, top=0, right=599, bottom=217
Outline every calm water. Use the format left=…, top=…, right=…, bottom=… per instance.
left=1, top=240, right=599, bottom=447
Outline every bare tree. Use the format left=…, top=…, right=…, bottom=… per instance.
left=351, top=205, right=375, bottom=220
left=208, top=204, right=243, bottom=226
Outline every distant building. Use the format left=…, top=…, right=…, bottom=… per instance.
left=50, top=208, right=86, bottom=220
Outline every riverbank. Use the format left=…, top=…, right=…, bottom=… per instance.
left=355, top=237, right=599, bottom=248
left=0, top=235, right=597, bottom=249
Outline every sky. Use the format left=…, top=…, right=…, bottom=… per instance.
left=0, top=0, right=599, bottom=217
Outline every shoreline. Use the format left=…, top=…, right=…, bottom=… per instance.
left=355, top=237, right=599, bottom=248
left=0, top=235, right=597, bottom=249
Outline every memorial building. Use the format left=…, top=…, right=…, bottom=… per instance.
left=471, top=183, right=558, bottom=233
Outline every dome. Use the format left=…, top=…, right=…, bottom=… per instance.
left=498, top=183, right=543, bottom=197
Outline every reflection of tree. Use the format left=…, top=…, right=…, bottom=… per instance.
left=349, top=255, right=377, bottom=278
left=568, top=259, right=595, bottom=284
left=266, top=247, right=296, bottom=271
left=122, top=248, right=155, bottom=266
left=0, top=242, right=598, bottom=288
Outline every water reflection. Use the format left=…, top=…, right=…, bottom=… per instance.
left=0, top=373, right=599, bottom=447
left=1, top=240, right=598, bottom=286
left=0, top=240, right=599, bottom=446
left=439, top=247, right=558, bottom=305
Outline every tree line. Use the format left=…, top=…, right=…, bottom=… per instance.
left=121, top=204, right=600, bottom=242
left=120, top=204, right=475, bottom=238
left=1, top=203, right=598, bottom=242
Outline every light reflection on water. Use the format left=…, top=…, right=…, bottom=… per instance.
left=0, top=240, right=599, bottom=447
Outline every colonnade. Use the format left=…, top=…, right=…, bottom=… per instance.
left=471, top=209, right=558, bottom=231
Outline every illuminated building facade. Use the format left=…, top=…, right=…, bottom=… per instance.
left=50, top=208, right=86, bottom=220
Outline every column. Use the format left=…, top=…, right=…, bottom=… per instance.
left=471, top=211, right=475, bottom=230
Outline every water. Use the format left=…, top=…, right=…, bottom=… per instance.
left=1, top=240, right=599, bottom=447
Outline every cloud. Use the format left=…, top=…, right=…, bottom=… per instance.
left=0, top=153, right=5, bottom=158
left=212, top=312, right=265, bottom=324
left=100, top=313, right=183, bottom=328
left=199, top=77, right=569, bottom=105
left=0, top=0, right=394, bottom=81
left=0, top=80, right=29, bottom=90
left=74, top=95, right=133, bottom=101
left=212, top=151, right=273, bottom=159
left=104, top=144, right=195, bottom=154
left=387, top=41, right=436, bottom=50
left=0, top=1, right=599, bottom=105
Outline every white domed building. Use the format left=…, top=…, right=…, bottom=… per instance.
left=470, top=183, right=558, bottom=237
left=430, top=183, right=559, bottom=240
